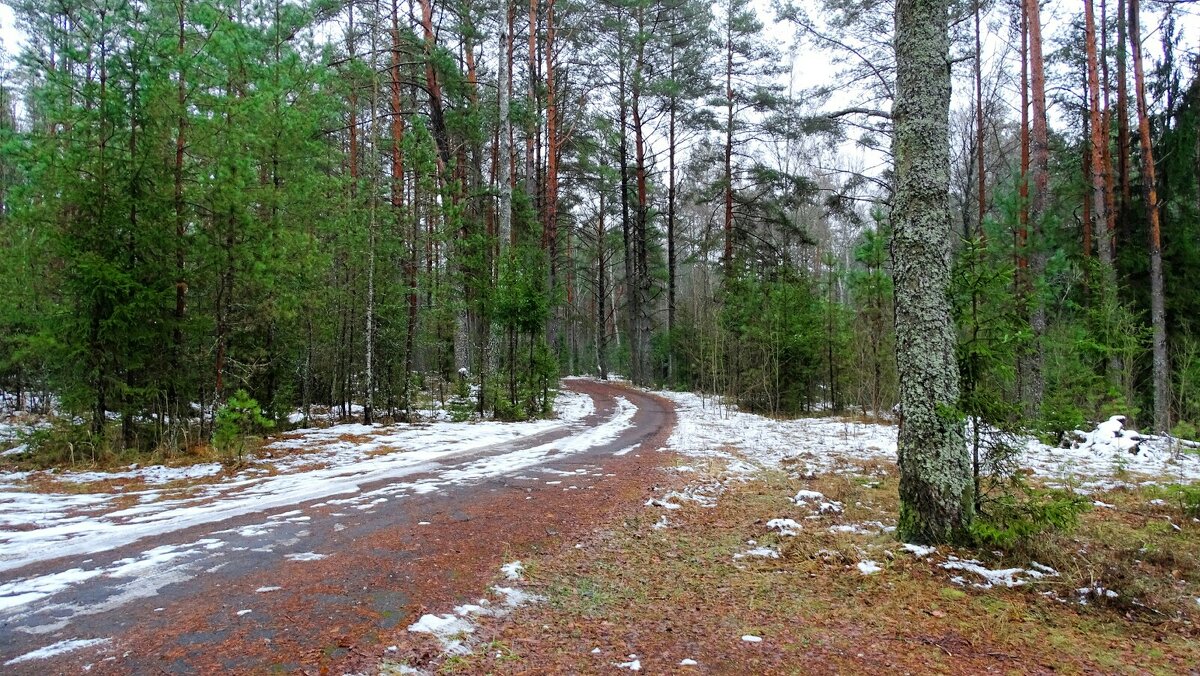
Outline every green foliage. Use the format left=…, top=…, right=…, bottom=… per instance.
left=720, top=269, right=828, bottom=414
left=1166, top=483, right=1200, bottom=519
left=213, top=390, right=274, bottom=464
left=19, top=419, right=107, bottom=468
left=969, top=485, right=1090, bottom=551
left=1171, top=420, right=1198, bottom=444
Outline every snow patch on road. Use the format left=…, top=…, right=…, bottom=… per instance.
left=4, top=637, right=111, bottom=665
left=284, top=552, right=326, bottom=562
left=0, top=389, right=624, bottom=574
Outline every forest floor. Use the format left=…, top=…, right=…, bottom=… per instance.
left=2, top=383, right=1200, bottom=673
left=385, top=391, right=1200, bottom=675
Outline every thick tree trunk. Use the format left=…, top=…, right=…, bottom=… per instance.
left=892, top=0, right=970, bottom=544
left=615, top=14, right=637, bottom=383
left=1129, top=0, right=1169, bottom=432
left=364, top=3, right=380, bottom=426
left=1083, top=90, right=1093, bottom=259
left=631, top=20, right=651, bottom=385
left=544, top=0, right=559, bottom=355
left=172, top=0, right=188, bottom=421
left=597, top=193, right=608, bottom=380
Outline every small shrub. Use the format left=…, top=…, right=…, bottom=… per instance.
left=970, top=486, right=1090, bottom=551
left=20, top=419, right=107, bottom=467
left=213, top=390, right=274, bottom=465
left=1167, top=483, right=1200, bottom=519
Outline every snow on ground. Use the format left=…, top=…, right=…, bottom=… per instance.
left=644, top=389, right=1200, bottom=595
left=405, top=564, right=545, bottom=659
left=940, top=556, right=1059, bottom=590
left=0, top=390, right=608, bottom=573
left=857, top=560, right=882, bottom=575
left=52, top=463, right=225, bottom=485
left=0, top=389, right=622, bottom=630
left=500, top=561, right=524, bottom=580
left=3, top=637, right=111, bottom=666
left=766, top=518, right=801, bottom=536
left=658, top=391, right=1200, bottom=490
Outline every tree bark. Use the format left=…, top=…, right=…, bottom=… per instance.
left=973, top=0, right=985, bottom=238
left=892, top=0, right=970, bottom=544
left=1129, top=0, right=1169, bottom=432
left=723, top=3, right=735, bottom=272
left=667, top=48, right=678, bottom=384
left=1023, top=0, right=1049, bottom=417
left=1085, top=0, right=1113, bottom=270
left=497, top=0, right=511, bottom=247
left=1116, top=0, right=1131, bottom=240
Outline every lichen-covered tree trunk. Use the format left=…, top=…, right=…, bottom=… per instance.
left=892, top=0, right=971, bottom=544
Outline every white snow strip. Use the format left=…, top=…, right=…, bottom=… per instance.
left=4, top=637, right=111, bottom=665
left=284, top=552, right=326, bottom=562
left=733, top=546, right=780, bottom=560
left=407, top=614, right=475, bottom=655
left=901, top=543, right=936, bottom=558
left=741, top=635, right=763, bottom=643
left=941, top=557, right=1050, bottom=589
left=0, top=568, right=104, bottom=612
left=658, top=392, right=1200, bottom=495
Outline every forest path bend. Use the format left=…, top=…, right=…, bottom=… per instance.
left=0, top=378, right=675, bottom=674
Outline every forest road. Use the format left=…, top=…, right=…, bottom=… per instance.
left=0, top=379, right=676, bottom=674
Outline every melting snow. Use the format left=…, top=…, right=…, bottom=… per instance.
left=901, top=543, right=936, bottom=558
left=500, top=561, right=524, bottom=581
left=615, top=656, right=641, bottom=671
left=766, top=518, right=801, bottom=536
left=407, top=614, right=475, bottom=654
left=4, top=637, right=111, bottom=665
left=941, top=556, right=1057, bottom=589
left=0, top=389, right=628, bottom=574
left=284, top=552, right=326, bottom=562
left=734, top=546, right=780, bottom=560
left=857, top=560, right=882, bottom=575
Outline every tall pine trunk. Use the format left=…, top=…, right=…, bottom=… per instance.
left=1129, top=0, right=1169, bottom=432
left=1023, top=0, right=1049, bottom=417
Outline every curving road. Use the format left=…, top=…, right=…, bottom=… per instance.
left=0, top=379, right=675, bottom=674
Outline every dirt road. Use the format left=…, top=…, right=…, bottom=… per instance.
left=0, top=379, right=675, bottom=674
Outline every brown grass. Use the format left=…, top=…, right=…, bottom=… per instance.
left=423, top=464, right=1200, bottom=675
